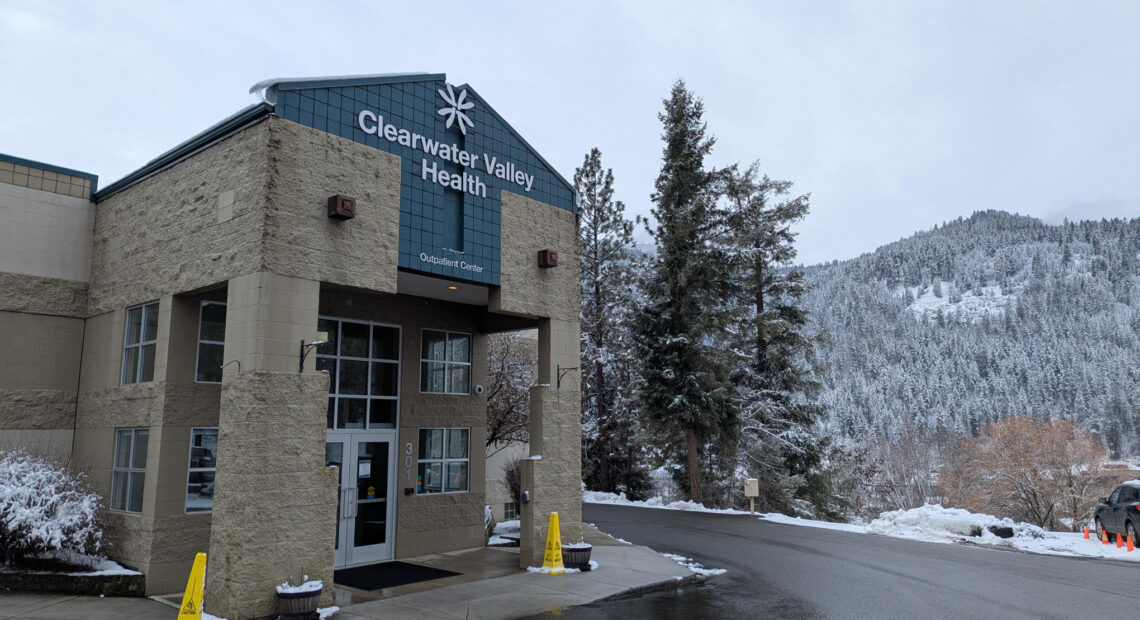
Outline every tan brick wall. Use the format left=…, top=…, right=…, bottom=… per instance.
left=0, top=180, right=93, bottom=283
left=223, top=271, right=321, bottom=375
left=87, top=121, right=271, bottom=316
left=0, top=161, right=92, bottom=198
left=205, top=371, right=336, bottom=620
left=0, top=311, right=84, bottom=433
left=0, top=273, right=88, bottom=317
left=262, top=118, right=401, bottom=294
left=491, top=191, right=579, bottom=323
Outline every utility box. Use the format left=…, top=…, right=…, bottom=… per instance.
left=745, top=478, right=759, bottom=498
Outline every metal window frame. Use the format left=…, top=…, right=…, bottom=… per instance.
left=194, top=301, right=227, bottom=384
left=316, top=316, right=402, bottom=431
left=110, top=427, right=148, bottom=513
left=418, top=329, right=472, bottom=395
left=415, top=427, right=470, bottom=494
left=184, top=426, right=219, bottom=514
left=121, top=302, right=159, bottom=385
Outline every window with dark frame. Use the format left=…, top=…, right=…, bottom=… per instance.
left=185, top=427, right=218, bottom=513
left=316, top=318, right=401, bottom=430
left=111, top=427, right=148, bottom=513
left=419, top=330, right=471, bottom=394
left=416, top=428, right=470, bottom=494
left=195, top=302, right=226, bottom=383
left=121, top=302, right=159, bottom=385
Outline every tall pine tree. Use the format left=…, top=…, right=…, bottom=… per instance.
left=637, top=81, right=738, bottom=505
left=724, top=164, right=829, bottom=516
left=576, top=148, right=649, bottom=498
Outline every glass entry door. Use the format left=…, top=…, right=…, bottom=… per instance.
left=326, top=432, right=396, bottom=567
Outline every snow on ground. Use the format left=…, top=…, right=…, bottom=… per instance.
left=757, top=512, right=867, bottom=534
left=761, top=503, right=1140, bottom=562
left=493, top=519, right=520, bottom=536
left=587, top=488, right=1140, bottom=564
left=583, top=490, right=750, bottom=515
left=661, top=553, right=727, bottom=577
left=487, top=535, right=514, bottom=545
left=525, top=560, right=599, bottom=575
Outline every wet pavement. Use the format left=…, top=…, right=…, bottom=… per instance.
left=524, top=503, right=1140, bottom=619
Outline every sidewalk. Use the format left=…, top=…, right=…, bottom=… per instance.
left=335, top=544, right=696, bottom=620
left=0, top=532, right=696, bottom=619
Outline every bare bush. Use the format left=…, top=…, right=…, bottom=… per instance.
left=939, top=417, right=1105, bottom=530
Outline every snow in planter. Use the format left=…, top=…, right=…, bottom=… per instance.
left=276, top=577, right=323, bottom=594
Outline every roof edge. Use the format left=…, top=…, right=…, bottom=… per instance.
left=0, top=153, right=99, bottom=198
left=94, top=103, right=273, bottom=203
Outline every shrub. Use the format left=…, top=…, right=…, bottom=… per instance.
left=0, top=450, right=104, bottom=565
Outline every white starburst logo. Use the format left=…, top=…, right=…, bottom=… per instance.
left=437, top=84, right=475, bottom=135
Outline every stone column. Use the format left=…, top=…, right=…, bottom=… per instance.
left=519, top=318, right=582, bottom=568
left=204, top=272, right=337, bottom=620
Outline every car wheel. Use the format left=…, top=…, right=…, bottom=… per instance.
left=1096, top=517, right=1106, bottom=540
left=1128, top=522, right=1137, bottom=544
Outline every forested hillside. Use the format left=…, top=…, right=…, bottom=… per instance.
left=804, top=211, right=1140, bottom=457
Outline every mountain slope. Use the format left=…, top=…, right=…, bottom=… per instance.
left=803, top=210, right=1140, bottom=456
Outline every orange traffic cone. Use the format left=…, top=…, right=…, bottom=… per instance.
left=1083, top=527, right=1090, bottom=540
left=1102, top=530, right=1111, bottom=544
left=1129, top=537, right=1135, bottom=552
left=1117, top=533, right=1124, bottom=548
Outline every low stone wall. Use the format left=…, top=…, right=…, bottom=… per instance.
left=0, top=571, right=145, bottom=597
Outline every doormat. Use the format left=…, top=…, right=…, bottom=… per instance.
left=334, top=561, right=461, bottom=591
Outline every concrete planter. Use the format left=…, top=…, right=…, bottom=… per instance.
left=561, top=544, right=592, bottom=571
left=276, top=586, right=322, bottom=620
left=0, top=570, right=145, bottom=596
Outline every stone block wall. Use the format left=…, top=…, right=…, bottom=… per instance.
left=87, top=121, right=272, bottom=316
left=205, top=371, right=336, bottom=620
left=263, top=118, right=401, bottom=294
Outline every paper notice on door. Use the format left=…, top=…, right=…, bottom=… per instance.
left=358, top=459, right=371, bottom=478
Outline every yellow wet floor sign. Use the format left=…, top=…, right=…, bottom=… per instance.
left=541, top=512, right=566, bottom=575
left=179, top=552, right=207, bottom=619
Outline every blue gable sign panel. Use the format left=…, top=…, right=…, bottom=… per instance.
left=271, top=74, right=575, bottom=286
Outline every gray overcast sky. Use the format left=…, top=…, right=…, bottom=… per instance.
left=2, top=1, right=1138, bottom=265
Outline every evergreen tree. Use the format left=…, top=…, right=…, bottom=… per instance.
left=575, top=147, right=650, bottom=498
left=636, top=80, right=737, bottom=505
left=724, top=164, right=829, bottom=515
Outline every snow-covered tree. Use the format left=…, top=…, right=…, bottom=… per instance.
left=723, top=164, right=828, bottom=516
left=636, top=81, right=738, bottom=505
left=575, top=148, right=650, bottom=498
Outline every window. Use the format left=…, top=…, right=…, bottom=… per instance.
left=122, top=302, right=159, bottom=384
left=420, top=330, right=471, bottom=394
left=416, top=428, right=469, bottom=494
left=316, top=318, right=401, bottom=430
left=195, top=302, right=226, bottom=383
left=185, top=428, right=218, bottom=513
left=111, top=428, right=148, bottom=513
left=503, top=501, right=519, bottom=521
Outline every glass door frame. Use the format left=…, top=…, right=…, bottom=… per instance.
left=328, top=430, right=398, bottom=567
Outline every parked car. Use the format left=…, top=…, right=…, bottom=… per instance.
left=1094, top=481, right=1140, bottom=542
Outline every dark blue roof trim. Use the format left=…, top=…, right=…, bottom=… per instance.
left=459, top=84, right=577, bottom=207
left=0, top=153, right=98, bottom=198
left=271, top=73, right=446, bottom=92
left=94, top=103, right=273, bottom=203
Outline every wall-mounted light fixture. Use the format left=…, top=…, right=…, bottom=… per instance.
left=556, top=365, right=578, bottom=389
left=538, top=249, right=559, bottom=268
left=327, top=195, right=356, bottom=220
left=298, top=331, right=330, bottom=373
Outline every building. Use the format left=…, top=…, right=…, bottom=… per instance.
left=0, top=73, right=582, bottom=619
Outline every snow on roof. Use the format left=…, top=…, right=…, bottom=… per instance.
left=249, top=73, right=435, bottom=104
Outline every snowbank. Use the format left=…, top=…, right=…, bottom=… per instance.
left=583, top=490, right=750, bottom=515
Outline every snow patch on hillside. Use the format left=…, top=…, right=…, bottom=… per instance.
left=906, top=283, right=1013, bottom=323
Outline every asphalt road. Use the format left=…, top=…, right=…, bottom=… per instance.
left=530, top=503, right=1140, bottom=619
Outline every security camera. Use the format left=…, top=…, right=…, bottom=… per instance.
left=474, top=384, right=485, bottom=395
